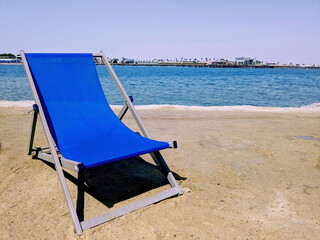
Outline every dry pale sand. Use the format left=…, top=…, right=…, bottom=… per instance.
left=0, top=106, right=319, bottom=239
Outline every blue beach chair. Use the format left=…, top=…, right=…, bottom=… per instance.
left=21, top=51, right=182, bottom=235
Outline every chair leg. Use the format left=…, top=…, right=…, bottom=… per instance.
left=152, top=151, right=183, bottom=195
left=51, top=150, right=83, bottom=235
left=76, top=169, right=85, bottom=222
left=28, top=109, right=38, bottom=155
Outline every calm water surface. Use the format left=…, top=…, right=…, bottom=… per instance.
left=0, top=65, right=319, bottom=107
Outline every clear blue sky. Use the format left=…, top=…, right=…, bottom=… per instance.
left=1, top=0, right=319, bottom=64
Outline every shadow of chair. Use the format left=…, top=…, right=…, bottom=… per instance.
left=43, top=156, right=187, bottom=222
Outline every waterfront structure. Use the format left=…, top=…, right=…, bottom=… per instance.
left=235, top=57, right=260, bottom=65
left=121, top=57, right=134, bottom=64
left=0, top=56, right=21, bottom=63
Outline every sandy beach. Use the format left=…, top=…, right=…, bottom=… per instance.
left=0, top=105, right=319, bottom=239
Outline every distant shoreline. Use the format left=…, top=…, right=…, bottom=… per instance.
left=108, top=63, right=320, bottom=69
left=1, top=62, right=319, bottom=69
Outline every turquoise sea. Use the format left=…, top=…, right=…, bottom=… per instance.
left=0, top=65, right=319, bottom=108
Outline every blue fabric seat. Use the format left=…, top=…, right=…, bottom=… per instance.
left=26, top=53, right=169, bottom=168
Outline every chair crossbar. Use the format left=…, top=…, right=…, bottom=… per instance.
left=81, top=187, right=180, bottom=231
left=37, top=152, right=82, bottom=172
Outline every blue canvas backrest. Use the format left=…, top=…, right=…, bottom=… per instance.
left=25, top=53, right=120, bottom=149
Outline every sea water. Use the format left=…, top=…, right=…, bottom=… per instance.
left=0, top=65, right=319, bottom=108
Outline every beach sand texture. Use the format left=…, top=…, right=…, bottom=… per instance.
left=0, top=106, right=319, bottom=239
